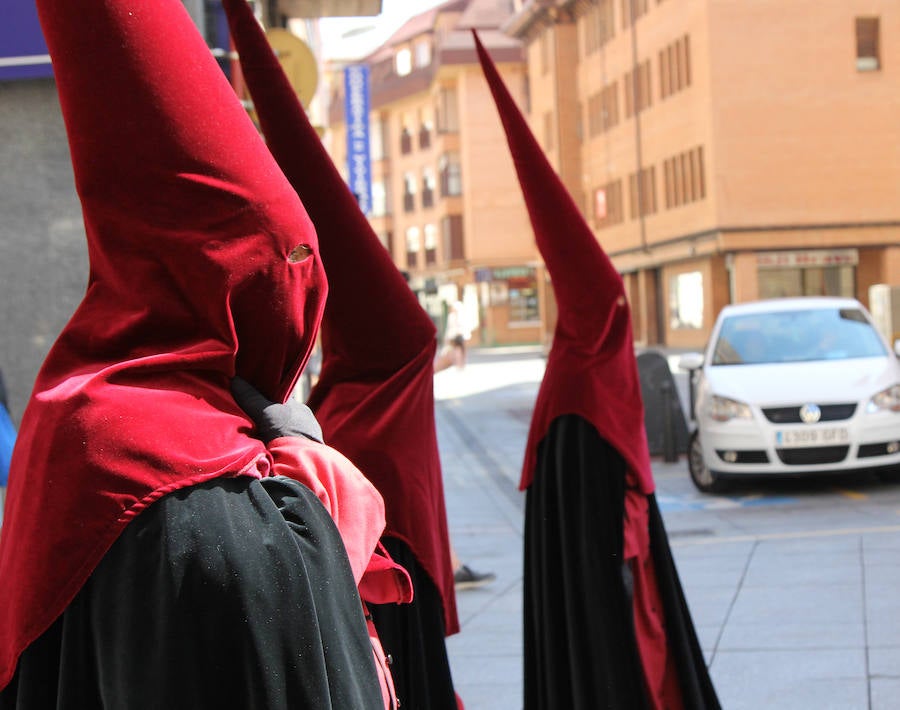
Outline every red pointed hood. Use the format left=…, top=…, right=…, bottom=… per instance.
left=222, top=0, right=457, bottom=634
left=472, top=31, right=653, bottom=493
left=0, top=0, right=327, bottom=687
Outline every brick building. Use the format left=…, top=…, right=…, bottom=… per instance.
left=507, top=0, right=900, bottom=349
left=324, top=0, right=545, bottom=347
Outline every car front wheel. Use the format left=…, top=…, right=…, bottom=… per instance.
left=688, top=430, right=727, bottom=494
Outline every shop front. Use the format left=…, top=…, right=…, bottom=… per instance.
left=474, top=265, right=542, bottom=346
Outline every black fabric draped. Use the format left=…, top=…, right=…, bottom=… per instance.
left=646, top=493, right=721, bottom=708
left=368, top=536, right=458, bottom=710
left=525, top=414, right=648, bottom=710
left=0, top=476, right=383, bottom=710
left=524, top=414, right=720, bottom=710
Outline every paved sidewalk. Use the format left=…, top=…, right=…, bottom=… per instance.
left=435, top=347, right=900, bottom=710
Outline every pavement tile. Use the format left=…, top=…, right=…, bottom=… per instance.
left=710, top=649, right=868, bottom=710
left=868, top=646, right=900, bottom=678
left=718, top=620, right=866, bottom=651
left=871, top=679, right=900, bottom=710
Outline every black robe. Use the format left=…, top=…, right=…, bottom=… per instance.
left=524, top=414, right=720, bottom=710
left=368, top=537, right=458, bottom=710
left=0, top=476, right=384, bottom=709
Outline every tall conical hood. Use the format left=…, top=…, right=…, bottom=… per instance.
left=223, top=0, right=457, bottom=634
left=0, top=0, right=327, bottom=688
left=223, top=0, right=435, bottom=369
left=472, top=31, right=653, bottom=493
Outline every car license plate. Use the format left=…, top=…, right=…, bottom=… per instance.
left=776, top=428, right=850, bottom=448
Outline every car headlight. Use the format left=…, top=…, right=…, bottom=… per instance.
left=867, top=384, right=900, bottom=413
left=707, top=395, right=753, bottom=422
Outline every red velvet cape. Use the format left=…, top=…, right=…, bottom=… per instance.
left=222, top=0, right=457, bottom=634
left=472, top=32, right=654, bottom=495
left=0, top=0, right=328, bottom=689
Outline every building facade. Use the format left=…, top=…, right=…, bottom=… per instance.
left=325, top=1, right=545, bottom=347
left=508, top=0, right=900, bottom=349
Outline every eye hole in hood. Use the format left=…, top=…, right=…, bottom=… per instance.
left=289, top=244, right=313, bottom=263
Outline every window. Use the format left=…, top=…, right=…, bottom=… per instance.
left=855, top=17, right=880, bottom=71
left=419, top=120, right=433, bottom=150
left=663, top=146, right=705, bottom=209
left=624, top=60, right=651, bottom=117
left=369, top=119, right=387, bottom=161
left=421, top=168, right=436, bottom=208
left=395, top=47, right=412, bottom=76
left=628, top=166, right=657, bottom=218
left=587, top=82, right=619, bottom=137
left=669, top=271, right=703, bottom=330
left=582, top=0, right=615, bottom=56
left=594, top=180, right=624, bottom=228
left=621, top=0, right=648, bottom=29
left=403, top=172, right=417, bottom=212
left=660, top=35, right=691, bottom=99
left=439, top=153, right=462, bottom=196
left=756, top=250, right=858, bottom=300
left=400, top=126, right=412, bottom=154
left=371, top=180, right=388, bottom=217
left=405, top=226, right=420, bottom=269
left=376, top=230, right=393, bottom=254
left=441, top=215, right=464, bottom=261
left=508, top=272, right=540, bottom=324
left=436, top=87, right=459, bottom=133
left=424, top=223, right=438, bottom=265
left=414, top=39, right=432, bottom=68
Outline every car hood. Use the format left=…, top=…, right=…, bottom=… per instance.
left=704, top=357, right=900, bottom=406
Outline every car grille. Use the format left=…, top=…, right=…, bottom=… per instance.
left=763, top=403, right=857, bottom=424
left=776, top=446, right=849, bottom=465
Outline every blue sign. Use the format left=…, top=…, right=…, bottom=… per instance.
left=0, top=0, right=53, bottom=82
left=343, top=65, right=372, bottom=215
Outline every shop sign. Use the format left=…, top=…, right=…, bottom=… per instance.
left=757, top=249, right=858, bottom=269
left=475, top=266, right=534, bottom=282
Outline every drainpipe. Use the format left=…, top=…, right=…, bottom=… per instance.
left=628, top=2, right=649, bottom=253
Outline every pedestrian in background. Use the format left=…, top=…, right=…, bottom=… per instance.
left=435, top=301, right=471, bottom=372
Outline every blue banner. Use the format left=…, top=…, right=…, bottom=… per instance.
left=0, top=0, right=53, bottom=82
left=343, top=65, right=372, bottom=215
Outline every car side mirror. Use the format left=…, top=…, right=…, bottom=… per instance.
left=678, top=352, right=705, bottom=371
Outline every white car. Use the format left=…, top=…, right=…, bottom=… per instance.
left=679, top=297, right=900, bottom=493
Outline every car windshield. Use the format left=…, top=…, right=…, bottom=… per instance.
left=711, top=307, right=887, bottom=365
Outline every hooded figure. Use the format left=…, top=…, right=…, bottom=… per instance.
left=473, top=32, right=721, bottom=710
left=0, top=0, right=391, bottom=706
left=220, top=2, right=461, bottom=707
